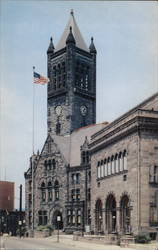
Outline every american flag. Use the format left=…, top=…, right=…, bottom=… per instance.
left=33, top=72, right=49, bottom=85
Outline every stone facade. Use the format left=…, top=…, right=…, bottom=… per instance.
left=24, top=11, right=158, bottom=240
left=90, top=95, right=158, bottom=239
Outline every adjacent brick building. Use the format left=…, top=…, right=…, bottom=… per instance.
left=0, top=181, right=14, bottom=211
left=24, top=11, right=158, bottom=239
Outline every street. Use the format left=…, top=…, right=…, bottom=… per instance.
left=0, top=235, right=137, bottom=250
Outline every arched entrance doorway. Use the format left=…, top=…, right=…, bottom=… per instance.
left=95, top=199, right=103, bottom=233
left=52, top=210, right=63, bottom=230
left=120, top=195, right=130, bottom=234
left=105, top=194, right=117, bottom=233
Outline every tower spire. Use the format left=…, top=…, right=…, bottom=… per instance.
left=89, top=37, right=97, bottom=54
left=66, top=26, right=76, bottom=45
left=55, top=11, right=88, bottom=52
left=47, top=37, right=54, bottom=54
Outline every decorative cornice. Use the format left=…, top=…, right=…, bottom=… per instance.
left=90, top=116, right=158, bottom=154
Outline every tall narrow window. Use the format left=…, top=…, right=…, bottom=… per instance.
left=71, top=189, right=75, bottom=201
left=76, top=173, right=80, bottom=184
left=97, top=161, right=101, bottom=179
left=115, top=154, right=119, bottom=173
left=67, top=210, right=71, bottom=225
left=104, top=159, right=107, bottom=176
left=111, top=156, right=115, bottom=174
left=107, top=158, right=111, bottom=175
left=48, top=160, right=52, bottom=170
left=72, top=210, right=75, bottom=225
left=123, top=150, right=127, bottom=170
left=48, top=181, right=52, bottom=202
left=82, top=151, right=86, bottom=164
left=119, top=152, right=123, bottom=172
left=77, top=209, right=81, bottom=225
left=52, top=159, right=56, bottom=169
left=56, top=122, right=61, bottom=135
left=41, top=182, right=46, bottom=202
left=54, top=180, right=59, bottom=200
left=76, top=189, right=80, bottom=201
left=101, top=160, right=104, bottom=178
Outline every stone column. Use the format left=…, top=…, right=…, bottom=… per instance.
left=116, top=204, right=120, bottom=234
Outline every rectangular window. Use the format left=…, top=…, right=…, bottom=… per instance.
left=111, top=160, right=115, bottom=174
left=76, top=189, right=80, bottom=201
left=71, top=189, right=75, bottom=201
left=38, top=211, right=47, bottom=226
left=42, top=191, right=46, bottom=202
left=48, top=190, right=52, bottom=201
left=72, top=174, right=75, bottom=184
left=115, top=158, right=119, bottom=173
left=77, top=209, right=81, bottom=225
left=76, top=173, right=80, bottom=184
left=88, top=171, right=91, bottom=182
left=120, top=157, right=123, bottom=171
left=101, top=164, right=104, bottom=178
left=97, top=166, right=101, bottom=178
left=107, top=161, right=111, bottom=175
left=67, top=210, right=71, bottom=225
left=72, top=210, right=75, bottom=225
left=104, top=163, right=107, bottom=176
left=124, top=155, right=127, bottom=170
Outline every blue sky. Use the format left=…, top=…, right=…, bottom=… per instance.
left=0, top=1, right=158, bottom=208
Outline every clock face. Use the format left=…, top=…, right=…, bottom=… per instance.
left=55, top=105, right=62, bottom=116
left=80, top=105, right=87, bottom=116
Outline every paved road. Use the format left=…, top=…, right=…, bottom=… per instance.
left=1, top=237, right=82, bottom=250
left=0, top=236, right=137, bottom=250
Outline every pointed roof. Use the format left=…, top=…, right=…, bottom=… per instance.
left=47, top=37, right=54, bottom=54
left=55, top=10, right=88, bottom=52
left=89, top=37, right=97, bottom=54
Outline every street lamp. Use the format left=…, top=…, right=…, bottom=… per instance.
left=57, top=216, right=61, bottom=243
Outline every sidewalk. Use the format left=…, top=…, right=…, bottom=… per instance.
left=48, top=234, right=134, bottom=250
left=48, top=234, right=158, bottom=250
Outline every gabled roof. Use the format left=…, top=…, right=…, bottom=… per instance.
left=52, top=123, right=108, bottom=166
left=55, top=10, right=89, bottom=52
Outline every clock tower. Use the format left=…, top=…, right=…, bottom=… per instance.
left=47, top=11, right=96, bottom=136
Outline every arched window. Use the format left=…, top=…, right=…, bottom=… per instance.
left=120, top=195, right=131, bottom=233
left=119, top=152, right=123, bottom=172
left=97, top=161, right=101, bottom=179
left=101, top=160, right=104, bottom=178
left=105, top=194, right=117, bottom=233
left=115, top=154, right=119, bottom=173
left=95, top=199, right=103, bottom=233
left=54, top=180, right=59, bottom=200
left=123, top=150, right=127, bottom=170
left=104, top=159, right=107, bottom=176
left=111, top=156, right=115, bottom=174
left=107, top=157, right=111, bottom=175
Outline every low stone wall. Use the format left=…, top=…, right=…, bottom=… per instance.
left=34, top=230, right=51, bottom=238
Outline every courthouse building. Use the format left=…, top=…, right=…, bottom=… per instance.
left=24, top=11, right=158, bottom=239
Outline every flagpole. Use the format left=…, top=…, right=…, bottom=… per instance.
left=32, top=66, right=35, bottom=235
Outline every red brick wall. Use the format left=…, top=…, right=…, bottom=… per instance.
left=0, top=181, right=14, bottom=211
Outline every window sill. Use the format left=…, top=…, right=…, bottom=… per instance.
left=97, top=170, right=128, bottom=181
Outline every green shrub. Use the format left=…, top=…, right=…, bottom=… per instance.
left=135, top=233, right=151, bottom=244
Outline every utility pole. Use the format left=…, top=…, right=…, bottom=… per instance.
left=19, top=184, right=22, bottom=238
